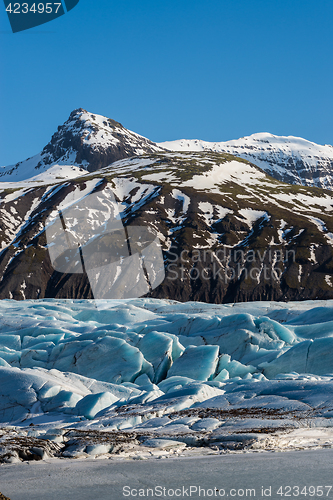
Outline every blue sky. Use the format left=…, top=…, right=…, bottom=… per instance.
left=1, top=0, right=332, bottom=166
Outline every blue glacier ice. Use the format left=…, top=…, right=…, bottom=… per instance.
left=1, top=298, right=333, bottom=458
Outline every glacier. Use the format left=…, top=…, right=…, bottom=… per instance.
left=1, top=298, right=333, bottom=462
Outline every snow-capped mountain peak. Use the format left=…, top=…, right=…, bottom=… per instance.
left=54, top=108, right=156, bottom=150
left=0, top=109, right=164, bottom=182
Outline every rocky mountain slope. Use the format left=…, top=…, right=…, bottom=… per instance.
left=160, top=133, right=333, bottom=190
left=1, top=149, right=333, bottom=303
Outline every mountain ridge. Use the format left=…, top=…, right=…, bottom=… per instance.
left=159, top=132, right=333, bottom=190
left=1, top=109, right=333, bottom=191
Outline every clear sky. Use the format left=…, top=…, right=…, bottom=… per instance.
left=1, top=0, right=332, bottom=166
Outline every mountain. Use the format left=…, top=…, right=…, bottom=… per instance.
left=0, top=109, right=165, bottom=182
left=1, top=150, right=333, bottom=303
left=1, top=109, right=333, bottom=303
left=159, top=133, right=333, bottom=190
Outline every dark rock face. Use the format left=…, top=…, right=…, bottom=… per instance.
left=1, top=152, right=333, bottom=304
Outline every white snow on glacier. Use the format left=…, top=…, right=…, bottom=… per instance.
left=1, top=298, right=333, bottom=461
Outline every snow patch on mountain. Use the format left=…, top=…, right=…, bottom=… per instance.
left=182, top=160, right=266, bottom=193
left=0, top=152, right=89, bottom=184
left=238, top=209, right=269, bottom=227
left=199, top=202, right=232, bottom=227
